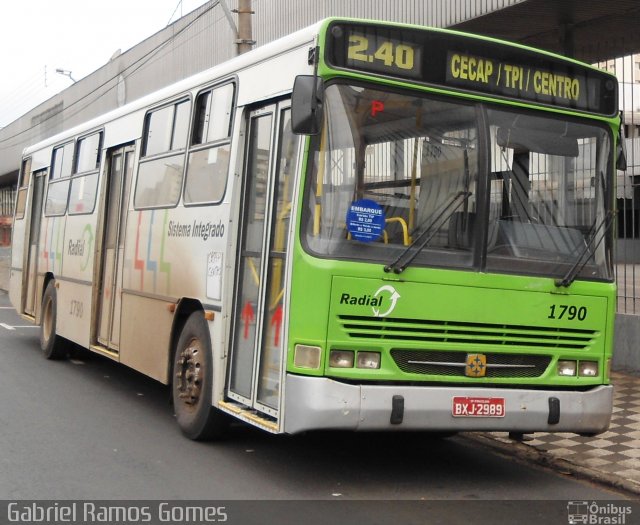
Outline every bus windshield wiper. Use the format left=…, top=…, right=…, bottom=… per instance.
left=384, top=191, right=471, bottom=274
left=555, top=210, right=615, bottom=288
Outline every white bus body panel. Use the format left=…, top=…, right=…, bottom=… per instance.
left=119, top=293, right=175, bottom=383
left=56, top=280, right=92, bottom=345
left=9, top=21, right=319, bottom=437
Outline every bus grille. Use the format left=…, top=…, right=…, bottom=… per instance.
left=390, top=349, right=551, bottom=378
left=337, top=315, right=597, bottom=350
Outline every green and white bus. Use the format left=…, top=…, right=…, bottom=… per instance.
left=11, top=18, right=623, bottom=439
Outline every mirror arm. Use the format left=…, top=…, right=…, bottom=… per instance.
left=310, top=46, right=321, bottom=122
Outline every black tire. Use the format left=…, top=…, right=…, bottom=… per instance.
left=40, top=280, right=68, bottom=360
left=172, top=310, right=228, bottom=440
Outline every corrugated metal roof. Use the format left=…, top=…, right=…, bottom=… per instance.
left=452, top=0, right=640, bottom=62
left=253, top=0, right=525, bottom=44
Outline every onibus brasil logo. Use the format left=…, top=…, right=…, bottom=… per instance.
left=567, top=501, right=632, bottom=524
left=339, top=285, right=401, bottom=317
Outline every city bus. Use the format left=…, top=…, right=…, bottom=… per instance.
left=10, top=18, right=623, bottom=440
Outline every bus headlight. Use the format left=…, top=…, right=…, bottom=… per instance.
left=329, top=350, right=354, bottom=368
left=578, top=361, right=599, bottom=377
left=357, top=351, right=381, bottom=369
left=294, top=344, right=322, bottom=369
left=558, top=360, right=577, bottom=376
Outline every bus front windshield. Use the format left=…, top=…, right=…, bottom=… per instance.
left=302, top=82, right=613, bottom=282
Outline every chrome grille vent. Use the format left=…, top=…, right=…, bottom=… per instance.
left=390, top=349, right=551, bottom=378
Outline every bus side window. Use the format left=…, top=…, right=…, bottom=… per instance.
left=144, top=105, right=174, bottom=157
left=191, top=83, right=234, bottom=146
left=134, top=98, right=191, bottom=209
left=184, top=82, right=235, bottom=205
left=45, top=142, right=74, bottom=216
left=69, top=131, right=102, bottom=215
left=15, top=157, right=32, bottom=220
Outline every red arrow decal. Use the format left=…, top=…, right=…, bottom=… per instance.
left=241, top=301, right=255, bottom=340
left=271, top=305, right=283, bottom=347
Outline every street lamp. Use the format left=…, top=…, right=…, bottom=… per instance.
left=55, top=69, right=76, bottom=83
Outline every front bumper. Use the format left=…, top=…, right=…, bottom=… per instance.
left=283, top=374, right=613, bottom=435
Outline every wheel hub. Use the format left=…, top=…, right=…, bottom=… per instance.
left=176, top=341, right=203, bottom=407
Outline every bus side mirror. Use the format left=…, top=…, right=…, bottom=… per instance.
left=617, top=119, right=628, bottom=171
left=291, top=75, right=324, bottom=135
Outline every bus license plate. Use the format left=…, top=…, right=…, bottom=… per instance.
left=452, top=397, right=505, bottom=417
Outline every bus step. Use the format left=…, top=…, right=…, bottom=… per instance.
left=20, top=313, right=35, bottom=323
left=218, top=401, right=279, bottom=433
left=89, top=344, right=120, bottom=360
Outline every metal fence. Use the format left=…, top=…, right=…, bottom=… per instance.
left=599, top=56, right=640, bottom=314
left=0, top=187, right=15, bottom=218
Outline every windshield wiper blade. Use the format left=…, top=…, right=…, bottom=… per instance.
left=555, top=210, right=615, bottom=288
left=384, top=191, right=471, bottom=274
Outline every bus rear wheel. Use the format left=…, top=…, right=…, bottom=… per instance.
left=172, top=310, right=228, bottom=440
left=40, top=280, right=68, bottom=360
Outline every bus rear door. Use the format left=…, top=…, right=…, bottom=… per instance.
left=22, top=169, right=47, bottom=317
left=95, top=144, right=135, bottom=352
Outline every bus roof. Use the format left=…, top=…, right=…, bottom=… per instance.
left=23, top=16, right=618, bottom=157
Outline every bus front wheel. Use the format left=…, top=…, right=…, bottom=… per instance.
left=40, top=281, right=68, bottom=360
left=172, top=310, right=228, bottom=440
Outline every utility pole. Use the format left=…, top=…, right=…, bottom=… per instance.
left=235, top=0, right=255, bottom=55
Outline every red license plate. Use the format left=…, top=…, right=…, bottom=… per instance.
left=452, top=397, right=505, bottom=417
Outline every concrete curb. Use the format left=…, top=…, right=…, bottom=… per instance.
left=464, top=432, right=640, bottom=497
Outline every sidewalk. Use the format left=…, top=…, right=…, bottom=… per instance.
left=472, top=370, right=640, bottom=496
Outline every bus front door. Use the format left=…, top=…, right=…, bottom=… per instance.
left=95, top=145, right=135, bottom=352
left=228, top=103, right=298, bottom=420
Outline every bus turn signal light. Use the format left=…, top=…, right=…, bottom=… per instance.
left=294, top=344, right=322, bottom=369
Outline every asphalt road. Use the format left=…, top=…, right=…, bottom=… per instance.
left=0, top=291, right=634, bottom=525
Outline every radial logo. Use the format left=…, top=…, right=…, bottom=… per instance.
left=340, top=284, right=400, bottom=317
left=372, top=285, right=400, bottom=317
left=339, top=285, right=401, bottom=318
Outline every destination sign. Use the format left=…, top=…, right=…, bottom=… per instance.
left=446, top=51, right=589, bottom=109
left=325, top=21, right=617, bottom=116
left=345, top=32, right=422, bottom=79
